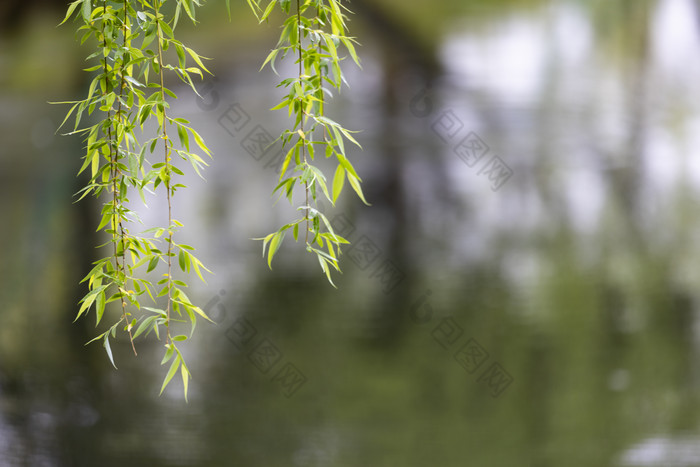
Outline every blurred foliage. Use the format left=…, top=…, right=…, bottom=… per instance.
left=1, top=0, right=700, bottom=465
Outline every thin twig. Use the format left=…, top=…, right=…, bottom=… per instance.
left=103, top=0, right=137, bottom=355
left=155, top=0, right=173, bottom=346
left=298, top=0, right=309, bottom=243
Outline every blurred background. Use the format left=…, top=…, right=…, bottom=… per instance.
left=2, top=0, right=700, bottom=465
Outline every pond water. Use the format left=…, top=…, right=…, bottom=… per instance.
left=2, top=0, right=700, bottom=465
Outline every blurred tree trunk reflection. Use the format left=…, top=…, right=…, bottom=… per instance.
left=351, top=0, right=455, bottom=343
left=601, top=0, right=652, bottom=250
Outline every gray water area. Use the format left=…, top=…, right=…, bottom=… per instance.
left=3, top=0, right=700, bottom=465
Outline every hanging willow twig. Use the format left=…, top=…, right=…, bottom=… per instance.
left=55, top=0, right=214, bottom=400
left=247, top=0, right=367, bottom=286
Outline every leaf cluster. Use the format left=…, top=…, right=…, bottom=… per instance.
left=57, top=0, right=214, bottom=400
left=247, top=0, right=367, bottom=285
left=56, top=0, right=366, bottom=398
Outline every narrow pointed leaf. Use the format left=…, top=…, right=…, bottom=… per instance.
left=103, top=335, right=117, bottom=369
left=332, top=164, right=345, bottom=203
left=160, top=355, right=181, bottom=395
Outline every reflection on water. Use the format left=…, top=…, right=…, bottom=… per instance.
left=621, top=434, right=700, bottom=466
left=2, top=0, right=700, bottom=465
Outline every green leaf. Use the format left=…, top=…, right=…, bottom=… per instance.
left=257, top=232, right=275, bottom=257
left=309, top=165, right=331, bottom=202
left=95, top=289, right=106, bottom=325
left=124, top=76, right=145, bottom=88
left=181, top=364, right=190, bottom=402
left=260, top=0, right=276, bottom=21
left=246, top=0, right=263, bottom=19
left=260, top=48, right=280, bottom=73
left=175, top=43, right=186, bottom=68
left=133, top=315, right=157, bottom=340
left=337, top=153, right=360, bottom=179
left=161, top=344, right=175, bottom=364
left=341, top=37, right=362, bottom=68
left=267, top=230, right=285, bottom=269
left=59, top=0, right=81, bottom=25
left=185, top=47, right=211, bottom=74
left=132, top=254, right=152, bottom=271
left=190, top=128, right=211, bottom=157
left=103, top=335, right=117, bottom=369
left=76, top=284, right=108, bottom=321
left=55, top=101, right=79, bottom=133
left=85, top=330, right=106, bottom=346
left=147, top=256, right=159, bottom=273
left=190, top=305, right=214, bottom=323
left=316, top=254, right=337, bottom=288
left=347, top=172, right=370, bottom=205
left=190, top=256, right=210, bottom=282
left=158, top=19, right=174, bottom=39
left=160, top=355, right=181, bottom=395
left=181, top=0, right=195, bottom=22
left=339, top=126, right=362, bottom=148
left=81, top=0, right=92, bottom=22
left=178, top=249, right=187, bottom=272
left=144, top=307, right=167, bottom=317
left=128, top=153, right=139, bottom=177
left=278, top=146, right=296, bottom=180
left=95, top=210, right=113, bottom=232
left=332, top=164, right=345, bottom=203
left=331, top=125, right=345, bottom=156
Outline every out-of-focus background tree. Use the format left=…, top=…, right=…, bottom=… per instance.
left=2, top=0, right=700, bottom=465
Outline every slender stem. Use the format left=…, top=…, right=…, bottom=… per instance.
left=298, top=0, right=309, bottom=243
left=103, top=0, right=137, bottom=355
left=116, top=0, right=137, bottom=355
left=155, top=0, right=173, bottom=345
left=100, top=0, right=115, bottom=251
left=316, top=5, right=327, bottom=142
